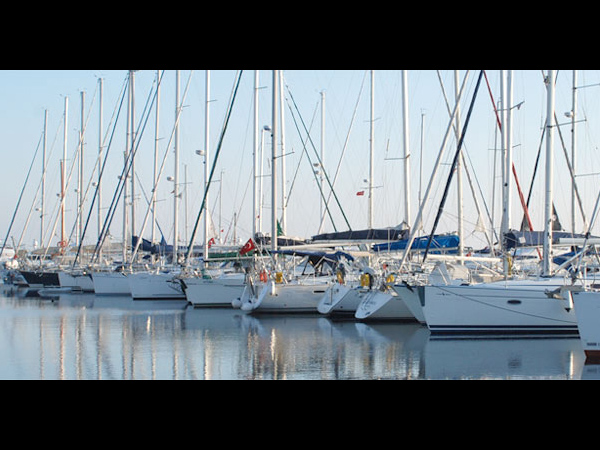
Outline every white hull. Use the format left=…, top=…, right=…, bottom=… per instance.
left=317, top=283, right=367, bottom=317
left=355, top=289, right=416, bottom=321
left=182, top=274, right=245, bottom=307
left=420, top=277, right=579, bottom=334
left=573, top=291, right=600, bottom=360
left=392, top=283, right=426, bottom=323
left=92, top=271, right=131, bottom=296
left=128, top=272, right=185, bottom=300
left=241, top=279, right=330, bottom=314
left=58, top=271, right=94, bottom=292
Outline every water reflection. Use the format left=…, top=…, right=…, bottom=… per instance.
left=0, top=293, right=589, bottom=379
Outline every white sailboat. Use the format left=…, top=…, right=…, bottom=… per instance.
left=413, top=70, right=583, bottom=335
left=128, top=270, right=186, bottom=301
left=240, top=276, right=330, bottom=314
left=240, top=69, right=328, bottom=314
left=419, top=276, right=580, bottom=334
left=181, top=271, right=245, bottom=307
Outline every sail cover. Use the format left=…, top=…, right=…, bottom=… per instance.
left=372, top=234, right=459, bottom=253
left=504, top=230, right=594, bottom=250
left=312, top=227, right=409, bottom=242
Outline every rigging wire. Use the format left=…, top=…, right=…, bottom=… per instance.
left=423, top=70, right=484, bottom=263
left=285, top=83, right=352, bottom=231
left=0, top=132, right=44, bottom=258
left=129, top=71, right=194, bottom=262
left=185, top=70, right=244, bottom=264
left=93, top=70, right=168, bottom=266
left=88, top=74, right=132, bottom=264
left=318, top=70, right=368, bottom=233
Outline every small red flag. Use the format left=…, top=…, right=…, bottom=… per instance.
left=239, top=238, right=256, bottom=255
left=356, top=191, right=365, bottom=196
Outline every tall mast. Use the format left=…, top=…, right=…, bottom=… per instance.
left=454, top=70, right=463, bottom=261
left=203, top=70, right=211, bottom=261
left=130, top=71, right=136, bottom=246
left=279, top=70, right=287, bottom=236
left=368, top=69, right=375, bottom=229
left=152, top=71, right=160, bottom=246
left=253, top=70, right=259, bottom=239
left=78, top=90, right=85, bottom=246
left=173, top=70, right=181, bottom=263
left=41, top=109, right=47, bottom=247
left=259, top=125, right=267, bottom=235
left=122, top=72, right=131, bottom=264
left=402, top=70, right=411, bottom=229
left=499, top=70, right=508, bottom=269
left=318, top=90, right=326, bottom=234
left=506, top=70, right=514, bottom=240
left=61, top=96, right=68, bottom=251
left=418, top=110, right=425, bottom=224
left=571, top=70, right=578, bottom=233
left=98, top=78, right=103, bottom=253
left=272, top=70, right=279, bottom=253
left=543, top=70, right=556, bottom=277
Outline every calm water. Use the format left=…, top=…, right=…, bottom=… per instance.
left=0, top=288, right=596, bottom=380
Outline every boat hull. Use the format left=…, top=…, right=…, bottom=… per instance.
left=58, top=271, right=94, bottom=292
left=242, top=280, right=329, bottom=314
left=317, top=284, right=367, bottom=317
left=92, top=272, right=131, bottom=296
left=128, top=272, right=185, bottom=300
left=355, top=289, right=416, bottom=321
left=181, top=274, right=245, bottom=307
left=19, top=270, right=59, bottom=288
left=392, top=283, right=426, bottom=323
left=421, top=278, right=578, bottom=335
left=573, top=291, right=600, bottom=360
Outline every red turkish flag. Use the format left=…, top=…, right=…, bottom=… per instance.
left=239, top=238, right=256, bottom=256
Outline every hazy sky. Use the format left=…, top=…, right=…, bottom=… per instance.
left=2, top=70, right=599, bottom=252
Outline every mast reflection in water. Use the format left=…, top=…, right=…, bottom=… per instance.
left=0, top=293, right=590, bottom=380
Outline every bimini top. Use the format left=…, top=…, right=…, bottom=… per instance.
left=272, top=249, right=354, bottom=264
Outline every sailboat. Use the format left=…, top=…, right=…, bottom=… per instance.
left=411, top=70, right=585, bottom=335
left=181, top=270, right=245, bottom=307
left=240, top=275, right=330, bottom=314
left=352, top=71, right=467, bottom=323
left=240, top=248, right=346, bottom=313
